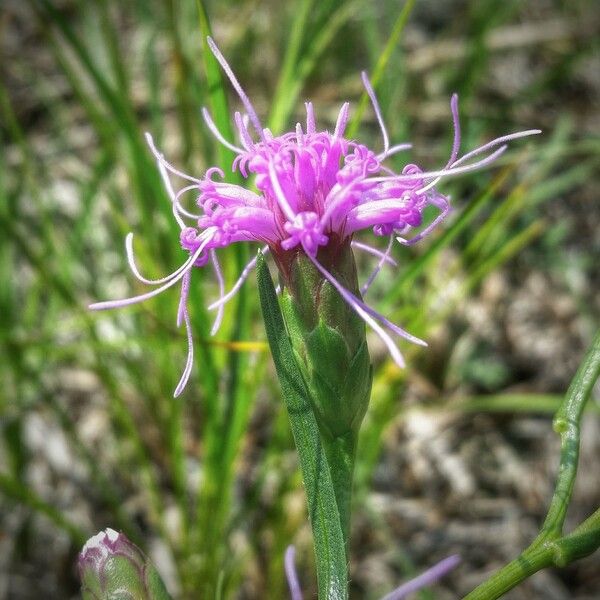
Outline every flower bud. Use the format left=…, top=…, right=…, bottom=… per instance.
left=274, top=237, right=372, bottom=440
left=78, top=528, right=172, bottom=600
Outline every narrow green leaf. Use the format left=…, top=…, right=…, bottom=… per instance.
left=267, top=0, right=316, bottom=132
left=268, top=1, right=361, bottom=134
left=256, top=253, right=348, bottom=600
left=347, top=0, right=416, bottom=139
left=189, top=9, right=256, bottom=597
left=196, top=0, right=240, bottom=180
left=0, top=473, right=86, bottom=546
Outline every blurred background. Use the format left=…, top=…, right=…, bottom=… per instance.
left=1, top=0, right=599, bottom=598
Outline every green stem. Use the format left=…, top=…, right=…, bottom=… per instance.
left=555, top=529, right=600, bottom=566
left=540, top=330, right=600, bottom=539
left=464, top=544, right=554, bottom=600
left=553, top=506, right=600, bottom=565
left=570, top=506, right=600, bottom=537
left=464, top=522, right=600, bottom=600
left=464, top=331, right=600, bottom=599
left=257, top=254, right=348, bottom=599
left=322, top=432, right=357, bottom=552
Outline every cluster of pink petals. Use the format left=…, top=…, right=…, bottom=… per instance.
left=90, top=37, right=540, bottom=396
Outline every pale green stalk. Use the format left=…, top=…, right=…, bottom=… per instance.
left=465, top=331, right=600, bottom=599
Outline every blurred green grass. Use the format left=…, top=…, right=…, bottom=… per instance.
left=1, top=0, right=598, bottom=598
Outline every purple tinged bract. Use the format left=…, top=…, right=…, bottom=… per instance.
left=90, top=37, right=540, bottom=396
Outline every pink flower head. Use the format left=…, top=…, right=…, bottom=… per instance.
left=90, top=38, right=540, bottom=396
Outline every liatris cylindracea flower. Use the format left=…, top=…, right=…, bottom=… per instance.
left=90, top=38, right=540, bottom=399
left=285, top=545, right=460, bottom=600
left=78, top=528, right=172, bottom=600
